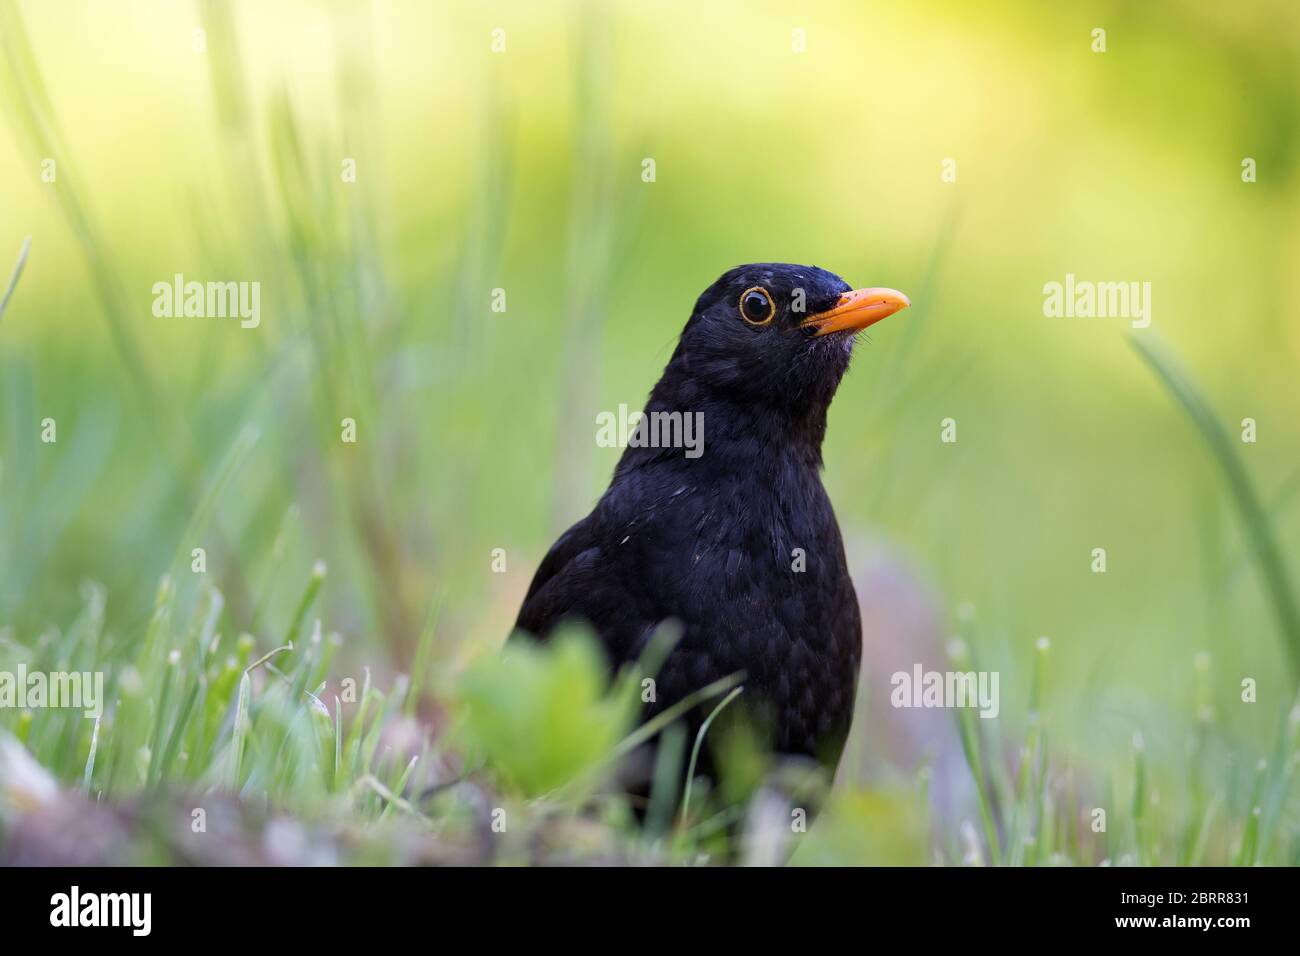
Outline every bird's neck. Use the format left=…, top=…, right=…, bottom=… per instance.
left=622, top=374, right=832, bottom=473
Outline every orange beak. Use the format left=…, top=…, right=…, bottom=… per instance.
left=800, top=287, right=911, bottom=337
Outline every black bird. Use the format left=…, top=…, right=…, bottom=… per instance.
left=514, top=263, right=910, bottom=788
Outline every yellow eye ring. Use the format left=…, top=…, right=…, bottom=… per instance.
left=738, top=286, right=775, bottom=326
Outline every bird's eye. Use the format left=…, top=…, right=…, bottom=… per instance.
left=738, top=287, right=775, bottom=326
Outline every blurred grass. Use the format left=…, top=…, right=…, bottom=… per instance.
left=1131, top=333, right=1300, bottom=684
left=0, top=237, right=30, bottom=323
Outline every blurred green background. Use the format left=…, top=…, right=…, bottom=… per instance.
left=1, top=0, right=1298, bottom=862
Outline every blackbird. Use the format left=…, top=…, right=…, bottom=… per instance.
left=514, top=263, right=910, bottom=786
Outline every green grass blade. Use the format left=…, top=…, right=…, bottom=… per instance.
left=679, top=686, right=744, bottom=827
left=1131, top=334, right=1300, bottom=685
left=0, top=236, right=31, bottom=324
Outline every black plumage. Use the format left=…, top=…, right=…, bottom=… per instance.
left=514, top=263, right=909, bottom=785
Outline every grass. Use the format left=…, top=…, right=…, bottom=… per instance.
left=1130, top=334, right=1300, bottom=684
left=1, top=0, right=1298, bottom=865
left=0, top=237, right=30, bottom=324
left=3, top=449, right=1295, bottom=863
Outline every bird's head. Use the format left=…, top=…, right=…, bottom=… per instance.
left=663, top=263, right=910, bottom=422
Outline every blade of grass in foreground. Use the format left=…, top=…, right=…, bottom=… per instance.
left=950, top=637, right=1001, bottom=865
left=679, top=686, right=745, bottom=827
left=0, top=236, right=30, bottom=323
left=1130, top=334, right=1300, bottom=686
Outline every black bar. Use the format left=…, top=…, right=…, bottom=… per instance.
left=0, top=864, right=1276, bottom=940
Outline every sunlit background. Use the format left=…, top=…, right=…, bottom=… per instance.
left=1, top=0, right=1298, bottom=864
